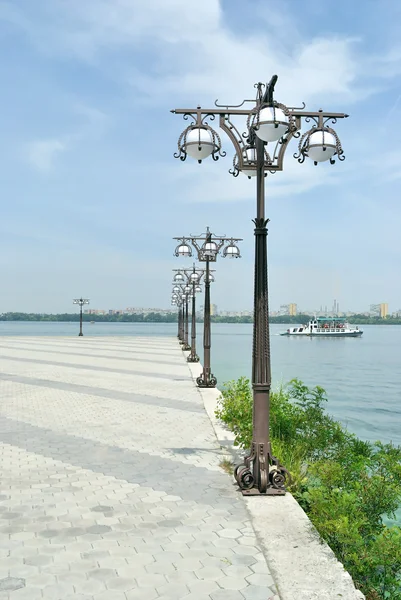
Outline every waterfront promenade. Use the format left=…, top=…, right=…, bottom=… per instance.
left=0, top=336, right=278, bottom=600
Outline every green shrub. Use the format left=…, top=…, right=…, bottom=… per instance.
left=215, top=377, right=401, bottom=600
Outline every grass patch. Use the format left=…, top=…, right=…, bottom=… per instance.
left=219, top=458, right=235, bottom=475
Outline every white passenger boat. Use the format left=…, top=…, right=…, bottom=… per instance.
left=281, top=317, right=363, bottom=337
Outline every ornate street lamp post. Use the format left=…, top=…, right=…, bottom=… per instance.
left=171, top=75, right=348, bottom=495
left=73, top=298, right=90, bottom=337
left=173, top=265, right=206, bottom=363
left=174, top=230, right=241, bottom=387
left=171, top=294, right=182, bottom=341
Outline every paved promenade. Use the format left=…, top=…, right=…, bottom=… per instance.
left=0, top=336, right=278, bottom=600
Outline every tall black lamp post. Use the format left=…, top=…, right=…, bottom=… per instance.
left=174, top=230, right=241, bottom=387
left=171, top=75, right=348, bottom=495
left=73, top=298, right=90, bottom=337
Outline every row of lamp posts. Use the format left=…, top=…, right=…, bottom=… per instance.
left=172, top=230, right=241, bottom=387
left=170, top=75, right=348, bottom=496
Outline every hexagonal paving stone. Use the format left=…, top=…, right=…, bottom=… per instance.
left=242, top=585, right=278, bottom=600
left=195, top=566, right=225, bottom=581
left=156, top=582, right=190, bottom=597
left=135, top=574, right=167, bottom=588
left=76, top=579, right=107, bottom=595
left=105, top=577, right=136, bottom=591
left=95, top=592, right=128, bottom=600
left=218, top=577, right=248, bottom=590
left=125, top=587, right=159, bottom=600
left=42, top=583, right=75, bottom=598
left=224, top=565, right=254, bottom=578
left=88, top=568, right=117, bottom=580
left=0, top=577, right=25, bottom=592
left=217, top=529, right=241, bottom=539
left=186, top=579, right=220, bottom=595
left=24, top=555, right=53, bottom=567
left=86, top=525, right=112, bottom=535
left=172, top=558, right=203, bottom=572
left=145, top=562, right=177, bottom=575
left=210, top=591, right=245, bottom=600
left=246, top=573, right=275, bottom=587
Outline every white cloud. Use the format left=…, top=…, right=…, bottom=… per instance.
left=26, top=138, right=67, bottom=172
left=2, top=0, right=372, bottom=105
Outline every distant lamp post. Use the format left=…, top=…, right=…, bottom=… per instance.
left=171, top=295, right=181, bottom=341
left=174, top=228, right=241, bottom=387
left=172, top=286, right=183, bottom=342
left=73, top=298, right=90, bottom=337
left=173, top=265, right=207, bottom=363
left=171, top=75, right=347, bottom=495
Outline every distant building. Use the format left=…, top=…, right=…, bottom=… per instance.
left=280, top=304, right=297, bottom=316
left=210, top=304, right=218, bottom=316
left=370, top=303, right=389, bottom=318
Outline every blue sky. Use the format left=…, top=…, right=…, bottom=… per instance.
left=0, top=0, right=400, bottom=313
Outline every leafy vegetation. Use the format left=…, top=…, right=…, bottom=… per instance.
left=215, top=377, right=401, bottom=600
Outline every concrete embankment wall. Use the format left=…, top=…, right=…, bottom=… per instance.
left=187, top=360, right=366, bottom=600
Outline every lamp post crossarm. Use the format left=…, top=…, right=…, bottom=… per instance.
left=172, top=266, right=212, bottom=284
left=171, top=107, right=348, bottom=120
left=172, top=97, right=348, bottom=173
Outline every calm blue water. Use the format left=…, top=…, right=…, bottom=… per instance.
left=1, top=321, right=400, bottom=446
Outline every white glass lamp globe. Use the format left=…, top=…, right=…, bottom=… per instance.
left=240, top=147, right=257, bottom=178
left=181, top=294, right=186, bottom=300
left=255, top=106, right=288, bottom=142
left=190, top=272, right=200, bottom=282
left=174, top=272, right=184, bottom=282
left=225, top=244, right=240, bottom=258
left=184, top=285, right=191, bottom=293
left=177, top=243, right=191, bottom=257
left=195, top=285, right=202, bottom=293
left=203, top=241, right=218, bottom=257
left=185, top=127, right=215, bottom=161
left=208, top=274, right=215, bottom=282
left=173, top=285, right=180, bottom=292
left=307, top=130, right=337, bottom=163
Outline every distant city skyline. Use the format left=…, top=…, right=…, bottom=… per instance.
left=78, top=299, right=400, bottom=318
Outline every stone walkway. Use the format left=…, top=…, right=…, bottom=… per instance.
left=0, top=336, right=278, bottom=600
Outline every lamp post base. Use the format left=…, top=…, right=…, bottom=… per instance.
left=78, top=333, right=83, bottom=337
left=187, top=354, right=199, bottom=363
left=196, top=373, right=217, bottom=388
left=182, top=343, right=191, bottom=351
left=234, top=443, right=291, bottom=496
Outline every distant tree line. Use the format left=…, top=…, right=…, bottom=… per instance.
left=1, top=312, right=401, bottom=325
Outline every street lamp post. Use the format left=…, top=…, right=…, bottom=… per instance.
left=171, top=294, right=182, bottom=341
left=73, top=298, right=90, bottom=337
left=173, top=265, right=206, bottom=363
left=171, top=75, right=347, bottom=495
left=174, top=230, right=241, bottom=387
